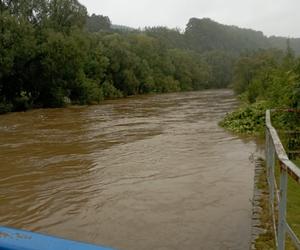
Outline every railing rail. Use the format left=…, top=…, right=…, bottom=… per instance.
left=265, top=109, right=300, bottom=250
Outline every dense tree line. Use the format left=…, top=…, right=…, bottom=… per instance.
left=1, top=1, right=300, bottom=114
left=232, top=46, right=299, bottom=109
left=86, top=14, right=111, bottom=32
left=269, top=36, right=300, bottom=56
left=0, top=1, right=231, bottom=113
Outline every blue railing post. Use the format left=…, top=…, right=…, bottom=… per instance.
left=269, top=135, right=275, bottom=211
left=266, top=128, right=275, bottom=215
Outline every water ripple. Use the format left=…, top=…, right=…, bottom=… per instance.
left=0, top=90, right=258, bottom=250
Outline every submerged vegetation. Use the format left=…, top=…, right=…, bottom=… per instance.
left=220, top=101, right=267, bottom=134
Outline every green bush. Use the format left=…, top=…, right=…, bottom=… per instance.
left=13, top=91, right=32, bottom=111
left=82, top=79, right=104, bottom=104
left=0, top=102, right=13, bottom=114
left=155, top=76, right=181, bottom=93
left=220, top=101, right=269, bottom=134
left=101, top=81, right=123, bottom=99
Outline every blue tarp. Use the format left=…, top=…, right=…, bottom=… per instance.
left=0, top=227, right=115, bottom=250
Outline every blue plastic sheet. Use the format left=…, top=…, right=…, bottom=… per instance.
left=0, top=227, right=115, bottom=250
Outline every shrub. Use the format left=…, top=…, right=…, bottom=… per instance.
left=0, top=102, right=13, bottom=114
left=101, top=81, right=123, bottom=99
left=220, top=101, right=269, bottom=134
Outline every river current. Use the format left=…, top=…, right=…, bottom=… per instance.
left=0, top=90, right=259, bottom=249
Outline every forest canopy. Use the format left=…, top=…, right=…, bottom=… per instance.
left=1, top=0, right=300, bottom=114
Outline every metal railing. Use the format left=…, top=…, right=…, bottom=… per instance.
left=265, top=109, right=300, bottom=250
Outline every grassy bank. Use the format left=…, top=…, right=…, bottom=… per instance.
left=271, top=160, right=300, bottom=250
left=286, top=171, right=300, bottom=248
left=254, top=160, right=275, bottom=249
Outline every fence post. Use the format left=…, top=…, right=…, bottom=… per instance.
left=278, top=164, right=288, bottom=250
left=266, top=129, right=275, bottom=211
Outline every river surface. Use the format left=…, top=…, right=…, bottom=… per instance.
left=0, top=90, right=259, bottom=250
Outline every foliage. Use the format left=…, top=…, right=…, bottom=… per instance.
left=2, top=1, right=300, bottom=114
left=145, top=26, right=186, bottom=49
left=47, top=0, right=87, bottom=32
left=202, top=50, right=235, bottom=88
left=220, top=101, right=268, bottom=134
left=0, top=102, right=13, bottom=114
left=185, top=18, right=269, bottom=54
left=0, top=1, right=221, bottom=113
left=184, top=18, right=300, bottom=56
left=222, top=45, right=300, bottom=134
left=0, top=12, right=37, bottom=108
left=101, top=81, right=123, bottom=99
left=86, top=14, right=111, bottom=33
left=269, top=36, right=300, bottom=56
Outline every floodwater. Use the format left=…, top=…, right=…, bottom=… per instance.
left=0, top=90, right=259, bottom=250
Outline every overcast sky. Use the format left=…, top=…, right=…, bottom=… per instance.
left=80, top=0, right=299, bottom=37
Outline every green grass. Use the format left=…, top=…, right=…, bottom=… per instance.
left=287, top=160, right=300, bottom=242
left=255, top=161, right=276, bottom=249
left=255, top=159, right=300, bottom=250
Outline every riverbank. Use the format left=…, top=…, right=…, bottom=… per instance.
left=251, top=159, right=275, bottom=249
left=1, top=88, right=221, bottom=115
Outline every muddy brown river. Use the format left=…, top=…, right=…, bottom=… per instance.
left=0, top=90, right=260, bottom=250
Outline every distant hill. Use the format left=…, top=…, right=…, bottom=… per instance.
left=184, top=18, right=300, bottom=55
left=86, top=15, right=300, bottom=55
